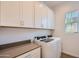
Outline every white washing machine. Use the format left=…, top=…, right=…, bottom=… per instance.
left=33, top=37, right=61, bottom=58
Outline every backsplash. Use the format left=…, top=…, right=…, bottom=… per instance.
left=0, top=27, right=52, bottom=45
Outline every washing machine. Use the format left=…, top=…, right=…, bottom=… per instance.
left=33, top=37, right=61, bottom=58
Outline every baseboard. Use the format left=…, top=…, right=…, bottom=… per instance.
left=62, top=51, right=79, bottom=58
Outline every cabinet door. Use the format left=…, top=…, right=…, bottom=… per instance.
left=34, top=2, right=42, bottom=28
left=47, top=8, right=55, bottom=29
left=0, top=2, right=20, bottom=26
left=30, top=47, right=40, bottom=58
left=17, top=47, right=40, bottom=58
left=21, top=2, right=34, bottom=28
left=41, top=5, right=48, bottom=28
left=0, top=2, right=7, bottom=26
left=35, top=2, right=49, bottom=29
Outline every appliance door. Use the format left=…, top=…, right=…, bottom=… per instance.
left=42, top=39, right=61, bottom=58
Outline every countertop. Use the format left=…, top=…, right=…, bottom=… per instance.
left=0, top=43, right=40, bottom=58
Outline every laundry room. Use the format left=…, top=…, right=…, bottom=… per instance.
left=0, top=0, right=79, bottom=58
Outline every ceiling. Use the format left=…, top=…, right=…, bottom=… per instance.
left=43, top=1, right=64, bottom=8
left=42, top=1, right=79, bottom=8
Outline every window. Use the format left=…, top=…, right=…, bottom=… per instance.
left=65, top=10, right=79, bottom=33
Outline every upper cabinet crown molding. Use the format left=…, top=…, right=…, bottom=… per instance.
left=0, top=1, right=55, bottom=29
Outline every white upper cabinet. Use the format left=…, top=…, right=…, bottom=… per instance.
left=34, top=2, right=48, bottom=28
left=0, top=2, right=20, bottom=26
left=41, top=5, right=48, bottom=28
left=34, top=2, right=55, bottom=29
left=0, top=1, right=55, bottom=29
left=21, top=2, right=34, bottom=28
left=0, top=1, right=34, bottom=28
left=34, top=2, right=42, bottom=28
left=47, top=8, right=55, bottom=29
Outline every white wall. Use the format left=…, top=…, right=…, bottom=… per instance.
left=53, top=3, right=79, bottom=57
left=0, top=27, right=52, bottom=45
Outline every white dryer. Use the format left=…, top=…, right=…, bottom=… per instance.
left=33, top=37, right=61, bottom=58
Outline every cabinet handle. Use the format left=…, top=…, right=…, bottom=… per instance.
left=20, top=20, right=24, bottom=26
